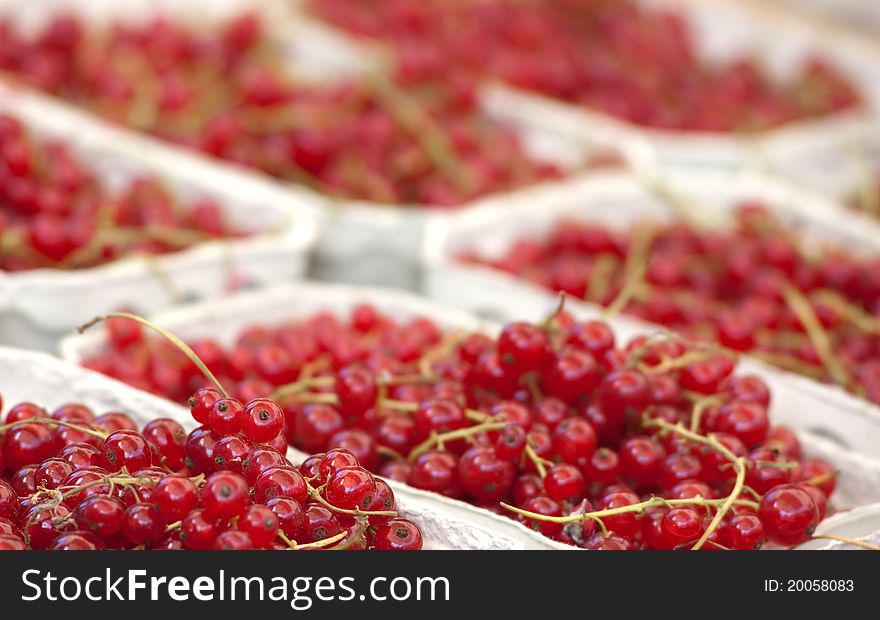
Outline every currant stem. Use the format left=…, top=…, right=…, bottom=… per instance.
left=0, top=417, right=108, bottom=440
left=782, top=285, right=853, bottom=392
left=306, top=484, right=398, bottom=518
left=524, top=443, right=550, bottom=479
left=406, top=420, right=508, bottom=462
left=647, top=418, right=747, bottom=550
left=810, top=534, right=880, bottom=551
left=270, top=375, right=336, bottom=401
left=78, top=312, right=229, bottom=397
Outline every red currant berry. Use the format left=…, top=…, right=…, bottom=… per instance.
left=100, top=430, right=152, bottom=472
left=202, top=471, right=249, bottom=521
left=373, top=518, right=423, bottom=550
left=153, top=475, right=199, bottom=522
left=73, top=495, right=125, bottom=537
left=122, top=503, right=166, bottom=545
left=253, top=466, right=308, bottom=504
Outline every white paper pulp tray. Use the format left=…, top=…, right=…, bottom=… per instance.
left=58, top=283, right=880, bottom=543
left=0, top=0, right=606, bottom=291
left=797, top=503, right=880, bottom=550
left=423, top=170, right=880, bottom=459
left=0, top=84, right=317, bottom=352
left=0, top=346, right=565, bottom=550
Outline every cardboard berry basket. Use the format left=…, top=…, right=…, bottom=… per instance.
left=0, top=345, right=561, bottom=550
left=288, top=0, right=880, bottom=174
left=58, top=282, right=880, bottom=544
left=422, top=169, right=880, bottom=460
left=0, top=83, right=318, bottom=351
left=0, top=0, right=610, bottom=291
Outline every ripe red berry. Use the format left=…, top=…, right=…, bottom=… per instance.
left=153, top=475, right=199, bottom=522
left=100, top=430, right=152, bottom=472
left=372, top=518, right=423, bottom=550
left=326, top=466, right=377, bottom=512
left=543, top=463, right=585, bottom=501
left=458, top=446, right=515, bottom=502
left=189, top=387, right=222, bottom=424
left=209, top=398, right=245, bottom=436
left=551, top=417, right=596, bottom=463
left=73, top=495, right=125, bottom=537
left=121, top=503, right=167, bottom=545
left=758, top=483, right=819, bottom=545
left=181, top=509, right=221, bottom=550
left=238, top=504, right=280, bottom=548
left=241, top=398, right=284, bottom=443
left=253, top=466, right=308, bottom=504
left=202, top=471, right=250, bottom=521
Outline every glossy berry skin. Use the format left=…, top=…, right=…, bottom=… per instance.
left=336, top=366, right=377, bottom=418
left=659, top=507, right=704, bottom=550
left=408, top=451, right=459, bottom=497
left=100, top=430, right=152, bottom=472
left=597, top=369, right=650, bottom=418
left=243, top=446, right=287, bottom=485
left=153, top=476, right=199, bottom=522
left=759, top=484, right=819, bottom=545
left=73, top=495, right=125, bottom=537
left=201, top=471, right=250, bottom=521
left=213, top=530, right=254, bottom=550
left=714, top=401, right=769, bottom=448
left=598, top=492, right=642, bottom=539
left=372, top=518, right=423, bottom=550
left=142, top=418, right=187, bottom=471
left=184, top=426, right=220, bottom=475
left=318, top=448, right=360, bottom=483
left=3, top=423, right=54, bottom=471
left=181, top=509, right=221, bottom=550
left=543, top=348, right=600, bottom=403
left=723, top=513, right=765, bottom=550
left=34, top=458, right=74, bottom=490
left=209, top=398, right=245, bottom=436
left=238, top=504, right=279, bottom=548
left=253, top=466, right=308, bottom=504
left=189, top=387, right=222, bottom=425
left=326, top=466, right=377, bottom=511
left=518, top=496, right=563, bottom=538
left=241, top=399, right=285, bottom=443
left=212, top=435, right=253, bottom=474
left=57, top=442, right=100, bottom=469
left=298, top=505, right=341, bottom=544
left=24, top=505, right=73, bottom=550
left=457, top=446, right=515, bottom=502
left=497, top=322, right=551, bottom=375
left=551, top=417, right=596, bottom=463
left=583, top=534, right=630, bottom=550
left=413, top=398, right=466, bottom=439
left=122, top=503, right=166, bottom=546
left=494, top=424, right=527, bottom=461
left=543, top=463, right=585, bottom=502
left=368, top=478, right=396, bottom=524
left=266, top=498, right=304, bottom=538
left=618, top=437, right=665, bottom=486
left=0, top=480, right=19, bottom=521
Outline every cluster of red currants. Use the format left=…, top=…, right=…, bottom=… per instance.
left=309, top=0, right=861, bottom=132
left=0, top=13, right=562, bottom=207
left=83, top=306, right=833, bottom=549
left=464, top=204, right=880, bottom=404
left=0, top=387, right=423, bottom=550
left=0, top=114, right=235, bottom=271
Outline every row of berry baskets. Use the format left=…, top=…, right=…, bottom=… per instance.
left=2, top=0, right=880, bottom=549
